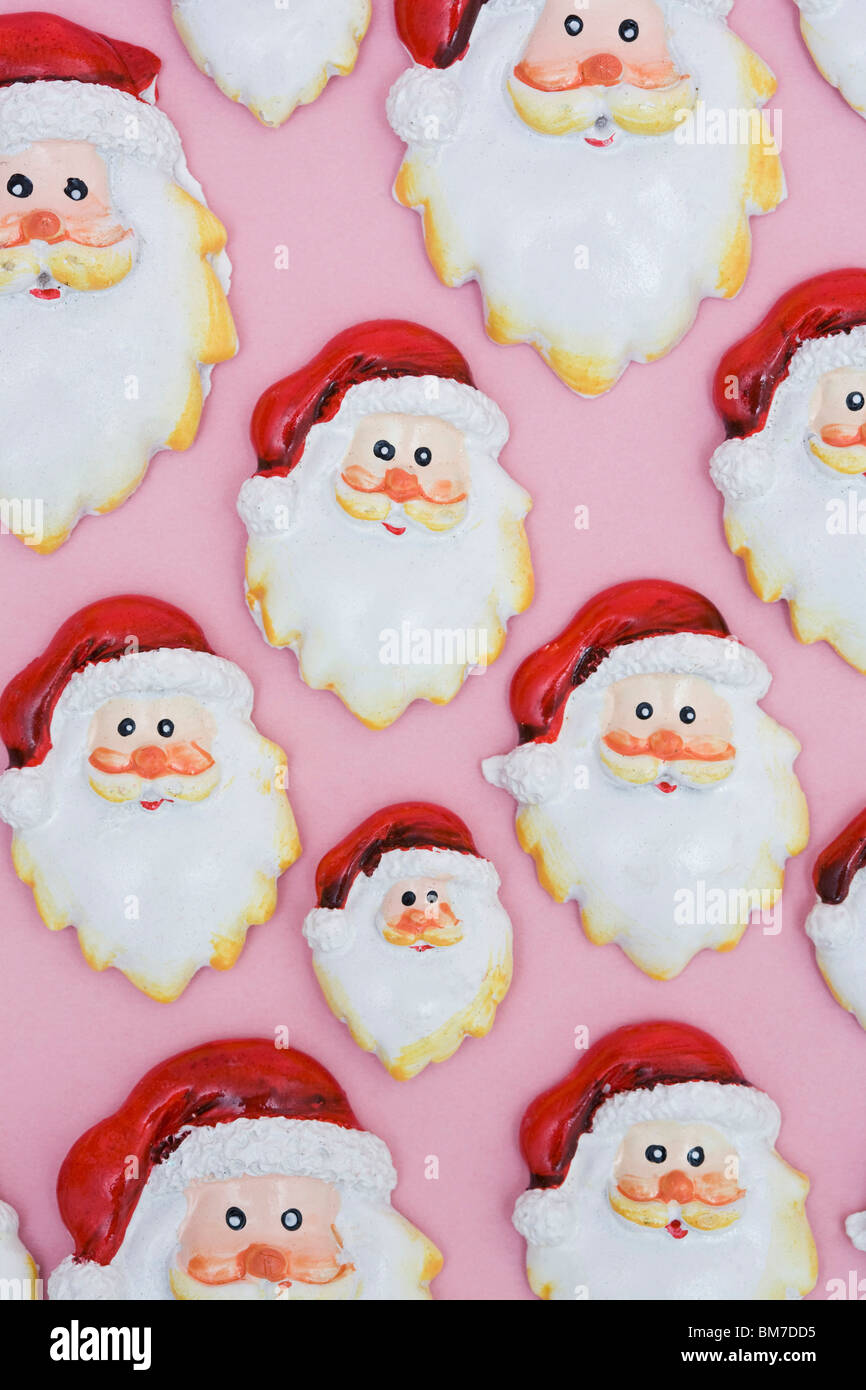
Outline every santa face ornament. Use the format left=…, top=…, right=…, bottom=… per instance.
left=794, top=0, right=866, bottom=118
left=303, top=803, right=513, bottom=1080
left=0, top=596, right=301, bottom=1002
left=0, top=13, right=236, bottom=552
left=0, top=1199, right=39, bottom=1299
left=172, top=0, right=371, bottom=127
left=513, top=1021, right=817, bottom=1300
left=483, top=579, right=808, bottom=979
left=387, top=0, right=783, bottom=397
left=805, top=806, right=866, bottom=1033
left=48, top=1040, right=442, bottom=1300
left=711, top=270, right=866, bottom=674
left=237, top=321, right=533, bottom=728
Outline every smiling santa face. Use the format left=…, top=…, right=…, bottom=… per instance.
left=238, top=322, right=533, bottom=728
left=0, top=14, right=236, bottom=552
left=389, top=0, right=783, bottom=396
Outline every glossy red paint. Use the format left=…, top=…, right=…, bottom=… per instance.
left=315, top=802, right=480, bottom=910
left=57, top=1040, right=362, bottom=1267
left=29, top=286, right=61, bottom=300
left=714, top=269, right=866, bottom=440
left=395, top=0, right=488, bottom=69
left=814, top=805, right=866, bottom=905
left=251, top=320, right=474, bottom=477
left=0, top=11, right=161, bottom=98
left=509, top=579, right=732, bottom=745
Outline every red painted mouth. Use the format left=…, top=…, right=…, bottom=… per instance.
left=656, top=781, right=677, bottom=794
left=382, top=522, right=406, bottom=536
left=412, top=942, right=434, bottom=952
left=585, top=133, right=616, bottom=147
left=666, top=1220, right=688, bottom=1240
left=30, top=286, right=61, bottom=300
left=140, top=799, right=170, bottom=811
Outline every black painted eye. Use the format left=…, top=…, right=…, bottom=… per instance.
left=64, top=177, right=88, bottom=202
left=645, top=1144, right=667, bottom=1164
left=414, top=447, right=432, bottom=467
left=117, top=718, right=136, bottom=737
left=679, top=706, right=696, bottom=725
left=635, top=702, right=653, bottom=720
left=846, top=391, right=865, bottom=412
left=619, top=19, right=639, bottom=42
left=687, top=1146, right=705, bottom=1168
left=281, top=1208, right=302, bottom=1232
left=156, top=719, right=175, bottom=739
left=564, top=14, right=583, bottom=36
left=426, top=889, right=438, bottom=903
left=401, top=890, right=416, bottom=907
left=225, top=1206, right=246, bottom=1231
left=373, top=439, right=395, bottom=462
left=7, top=174, right=32, bottom=199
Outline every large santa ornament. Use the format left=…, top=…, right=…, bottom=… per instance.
left=710, top=271, right=866, bottom=674
left=171, top=0, right=371, bottom=128
left=512, top=1021, right=818, bottom=1300
left=237, top=320, right=533, bottom=728
left=303, top=802, right=513, bottom=1079
left=805, top=806, right=866, bottom=1032
left=483, top=580, right=808, bottom=979
left=0, top=596, right=300, bottom=1002
left=794, top=0, right=866, bottom=118
left=0, top=12, right=236, bottom=552
left=48, top=1039, right=442, bottom=1300
left=0, top=1198, right=39, bottom=1299
left=387, top=0, right=783, bottom=397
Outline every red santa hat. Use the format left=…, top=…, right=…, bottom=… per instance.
left=0, top=13, right=182, bottom=174
left=508, top=579, right=769, bottom=747
left=813, top=807, right=866, bottom=906
left=49, top=1040, right=397, bottom=1298
left=513, top=1021, right=780, bottom=1247
left=0, top=596, right=252, bottom=830
left=304, top=802, right=499, bottom=952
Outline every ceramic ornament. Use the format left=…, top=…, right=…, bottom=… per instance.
left=171, top=0, right=371, bottom=128
left=513, top=1021, right=818, bottom=1301
left=0, top=12, right=236, bottom=552
left=711, top=270, right=866, bottom=674
left=794, top=0, right=866, bottom=118
left=483, top=579, right=808, bottom=980
left=304, top=803, right=513, bottom=1080
left=387, top=0, right=783, bottom=398
left=0, top=1199, right=39, bottom=1299
left=237, top=320, right=533, bottom=728
left=48, top=1039, right=442, bottom=1300
left=0, top=596, right=301, bottom=1002
left=805, top=807, right=866, bottom=1032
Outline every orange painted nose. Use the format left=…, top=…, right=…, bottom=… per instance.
left=648, top=730, right=684, bottom=760
left=131, top=745, right=169, bottom=779
left=21, top=210, right=63, bottom=243
left=582, top=53, right=623, bottom=87
left=244, top=1246, right=288, bottom=1282
left=384, top=467, right=421, bottom=502
left=659, top=1170, right=695, bottom=1204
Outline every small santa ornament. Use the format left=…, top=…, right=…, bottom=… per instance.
left=847, top=1204, right=866, bottom=1252
left=805, top=806, right=866, bottom=1032
left=303, top=802, right=513, bottom=1080
left=0, top=11, right=236, bottom=551
left=0, top=1198, right=39, bottom=1299
left=387, top=0, right=783, bottom=397
left=172, top=0, right=371, bottom=127
left=710, top=270, right=866, bottom=674
left=237, top=320, right=533, bottom=728
left=0, top=596, right=300, bottom=1002
left=483, top=579, right=808, bottom=979
left=512, top=1021, right=817, bottom=1300
left=48, top=1039, right=442, bottom=1300
left=794, top=0, right=866, bottom=118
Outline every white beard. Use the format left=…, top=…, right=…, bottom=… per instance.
left=242, top=425, right=532, bottom=728
left=8, top=711, right=298, bottom=1001
left=488, top=687, right=807, bottom=979
left=172, top=0, right=371, bottom=126
left=0, top=155, right=232, bottom=551
left=388, top=1, right=783, bottom=395
left=806, top=871, right=866, bottom=1031
left=0, top=1203, right=37, bottom=1298
left=524, top=1132, right=808, bottom=1301
left=798, top=0, right=866, bottom=115
left=308, top=874, right=513, bottom=1079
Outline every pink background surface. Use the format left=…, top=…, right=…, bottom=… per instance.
left=1, top=0, right=865, bottom=1302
